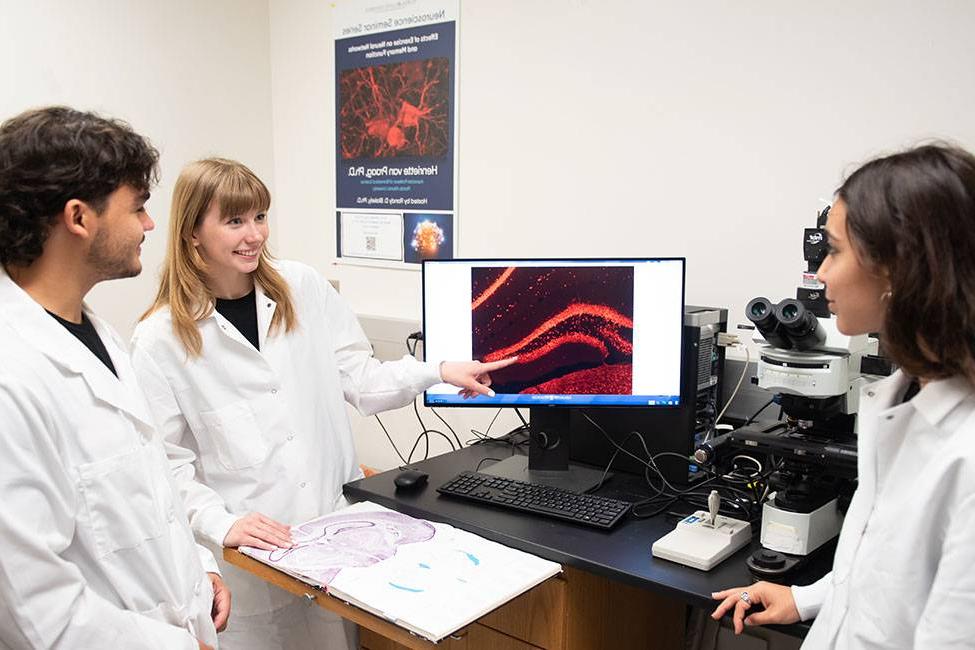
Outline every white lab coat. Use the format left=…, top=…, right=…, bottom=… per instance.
left=791, top=369, right=975, bottom=649
left=130, top=260, right=441, bottom=620
left=0, top=271, right=219, bottom=649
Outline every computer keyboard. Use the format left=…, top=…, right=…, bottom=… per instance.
left=437, top=471, right=631, bottom=530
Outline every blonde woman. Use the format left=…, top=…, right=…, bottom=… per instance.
left=131, top=158, right=514, bottom=650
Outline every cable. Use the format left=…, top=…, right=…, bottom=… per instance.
left=431, top=407, right=463, bottom=448
left=475, top=457, right=503, bottom=472
left=403, top=394, right=457, bottom=463
left=374, top=413, right=408, bottom=466
left=411, top=430, right=429, bottom=463
left=745, top=397, right=776, bottom=426
left=592, top=430, right=644, bottom=491
left=406, top=331, right=423, bottom=357
left=412, top=396, right=428, bottom=433
left=714, top=455, right=783, bottom=504
left=729, top=454, right=763, bottom=476
left=467, top=423, right=530, bottom=451
left=405, top=428, right=456, bottom=465
left=581, top=411, right=700, bottom=497
left=400, top=333, right=459, bottom=462
left=469, top=408, right=503, bottom=440
left=580, top=410, right=768, bottom=524
left=406, top=432, right=428, bottom=466
left=633, top=473, right=759, bottom=522
left=705, top=345, right=750, bottom=441
left=465, top=409, right=532, bottom=452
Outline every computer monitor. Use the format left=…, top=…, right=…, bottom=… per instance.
left=422, top=258, right=686, bottom=492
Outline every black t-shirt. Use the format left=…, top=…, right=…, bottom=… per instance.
left=215, top=289, right=260, bottom=351
left=902, top=378, right=921, bottom=403
left=47, top=310, right=118, bottom=377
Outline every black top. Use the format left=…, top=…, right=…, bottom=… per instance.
left=215, top=289, right=260, bottom=351
left=902, top=379, right=922, bottom=403
left=47, top=310, right=118, bottom=377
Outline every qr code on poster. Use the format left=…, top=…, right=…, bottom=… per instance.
left=365, top=236, right=376, bottom=252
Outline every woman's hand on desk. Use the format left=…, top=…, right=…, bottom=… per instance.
left=440, top=357, right=518, bottom=399
left=223, top=512, right=293, bottom=550
left=711, top=581, right=800, bottom=634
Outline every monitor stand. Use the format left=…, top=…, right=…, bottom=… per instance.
left=480, top=408, right=609, bottom=494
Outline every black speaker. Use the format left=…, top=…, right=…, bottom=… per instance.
left=528, top=409, right=571, bottom=471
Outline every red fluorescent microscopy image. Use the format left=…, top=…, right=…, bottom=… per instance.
left=471, top=267, right=634, bottom=395
left=339, top=57, right=450, bottom=159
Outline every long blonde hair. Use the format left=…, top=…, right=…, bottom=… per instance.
left=142, top=158, right=297, bottom=356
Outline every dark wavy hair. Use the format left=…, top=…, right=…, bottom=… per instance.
left=838, top=144, right=975, bottom=385
left=0, top=106, right=159, bottom=267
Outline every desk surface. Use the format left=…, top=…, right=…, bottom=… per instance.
left=344, top=444, right=828, bottom=638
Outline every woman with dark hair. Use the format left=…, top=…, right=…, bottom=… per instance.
left=711, top=144, right=975, bottom=648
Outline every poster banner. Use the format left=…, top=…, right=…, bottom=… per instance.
left=333, top=0, right=459, bottom=266
left=339, top=211, right=403, bottom=261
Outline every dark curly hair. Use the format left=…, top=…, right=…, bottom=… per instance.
left=838, top=144, right=975, bottom=385
left=0, top=106, right=159, bottom=267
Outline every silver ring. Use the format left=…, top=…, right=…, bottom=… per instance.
left=740, top=591, right=751, bottom=604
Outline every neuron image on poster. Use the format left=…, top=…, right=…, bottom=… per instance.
left=333, top=0, right=458, bottom=265
left=339, top=58, right=450, bottom=162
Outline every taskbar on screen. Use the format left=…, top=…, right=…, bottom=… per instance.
left=425, top=394, right=681, bottom=407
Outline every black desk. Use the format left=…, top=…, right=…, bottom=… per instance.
left=344, top=444, right=825, bottom=640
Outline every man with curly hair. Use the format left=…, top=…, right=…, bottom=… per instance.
left=0, top=106, right=230, bottom=649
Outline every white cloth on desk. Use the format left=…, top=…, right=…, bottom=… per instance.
left=130, top=260, right=441, bottom=624
left=791, top=369, right=975, bottom=649
left=0, top=271, right=218, bottom=650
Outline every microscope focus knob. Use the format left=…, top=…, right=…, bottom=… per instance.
left=752, top=550, right=787, bottom=570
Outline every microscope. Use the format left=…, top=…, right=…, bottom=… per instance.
left=696, top=206, right=885, bottom=578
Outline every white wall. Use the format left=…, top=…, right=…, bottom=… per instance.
left=1, top=0, right=276, bottom=338
left=268, top=0, right=975, bottom=471
left=269, top=0, right=975, bottom=319
left=6, top=1, right=973, bottom=472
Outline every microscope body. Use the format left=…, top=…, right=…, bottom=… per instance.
left=693, top=206, right=888, bottom=578
left=735, top=314, right=879, bottom=578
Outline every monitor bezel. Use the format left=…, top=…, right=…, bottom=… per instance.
left=420, top=256, right=687, bottom=409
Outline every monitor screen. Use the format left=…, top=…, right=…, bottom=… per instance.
left=423, top=258, right=685, bottom=407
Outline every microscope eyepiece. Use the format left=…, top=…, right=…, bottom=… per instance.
left=746, top=297, right=827, bottom=351
left=774, top=299, right=826, bottom=351
left=779, top=301, right=800, bottom=321
left=749, top=297, right=771, bottom=320
left=746, top=296, right=793, bottom=349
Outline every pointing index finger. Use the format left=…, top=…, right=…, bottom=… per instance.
left=480, top=356, right=518, bottom=371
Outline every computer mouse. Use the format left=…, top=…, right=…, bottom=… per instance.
left=394, top=469, right=429, bottom=491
